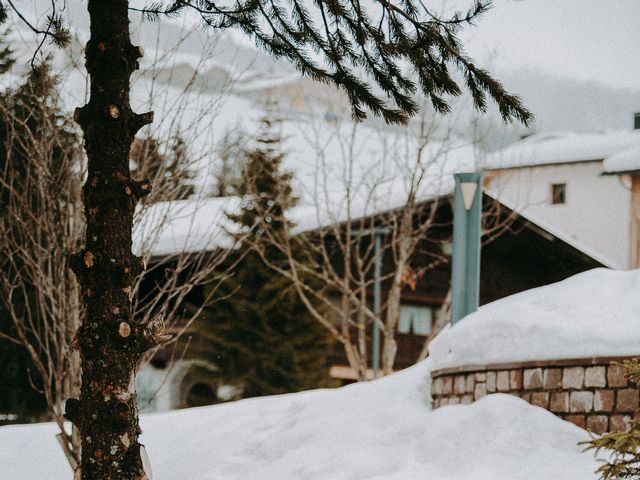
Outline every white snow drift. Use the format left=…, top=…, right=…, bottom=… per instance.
left=1, top=360, right=599, bottom=479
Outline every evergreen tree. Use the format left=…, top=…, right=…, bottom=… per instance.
left=192, top=115, right=333, bottom=399
left=210, top=127, right=248, bottom=197
left=0, top=28, right=14, bottom=75
left=583, top=360, right=640, bottom=479
left=130, top=134, right=195, bottom=202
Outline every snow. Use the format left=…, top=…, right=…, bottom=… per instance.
left=133, top=197, right=240, bottom=257
left=484, top=130, right=640, bottom=170
left=132, top=120, right=482, bottom=256
left=0, top=360, right=599, bottom=479
left=603, top=145, right=640, bottom=174
left=429, top=268, right=640, bottom=371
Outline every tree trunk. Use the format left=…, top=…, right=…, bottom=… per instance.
left=68, top=1, right=160, bottom=478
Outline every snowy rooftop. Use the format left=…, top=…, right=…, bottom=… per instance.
left=0, top=361, right=600, bottom=479
left=133, top=135, right=479, bottom=257
left=429, top=268, right=640, bottom=371
left=484, top=130, right=640, bottom=170
left=603, top=144, right=640, bottom=174
left=133, top=197, right=241, bottom=257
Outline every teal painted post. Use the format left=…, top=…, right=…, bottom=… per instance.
left=450, top=172, right=484, bottom=324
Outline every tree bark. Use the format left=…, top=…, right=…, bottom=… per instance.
left=68, top=1, right=158, bottom=478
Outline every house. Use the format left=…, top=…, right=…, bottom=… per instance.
left=483, top=117, right=640, bottom=269
left=134, top=190, right=604, bottom=410
left=133, top=116, right=639, bottom=408
left=326, top=193, right=604, bottom=382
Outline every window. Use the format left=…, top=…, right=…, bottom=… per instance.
left=186, top=383, right=217, bottom=408
left=551, top=183, right=566, bottom=204
left=398, top=305, right=432, bottom=335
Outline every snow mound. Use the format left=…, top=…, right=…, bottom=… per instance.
left=0, top=361, right=599, bottom=479
left=430, top=268, right=640, bottom=371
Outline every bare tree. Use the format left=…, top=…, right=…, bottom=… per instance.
left=0, top=62, right=84, bottom=467
left=249, top=103, right=519, bottom=379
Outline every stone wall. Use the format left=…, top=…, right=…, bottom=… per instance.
left=431, top=357, right=639, bottom=434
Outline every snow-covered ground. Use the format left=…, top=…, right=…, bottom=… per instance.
left=1, top=360, right=599, bottom=479
left=430, top=268, right=640, bottom=371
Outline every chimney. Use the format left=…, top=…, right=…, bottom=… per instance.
left=635, top=112, right=640, bottom=130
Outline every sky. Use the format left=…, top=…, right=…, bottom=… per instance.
left=460, top=0, right=640, bottom=91
left=211, top=0, right=640, bottom=92
left=15, top=0, right=640, bottom=92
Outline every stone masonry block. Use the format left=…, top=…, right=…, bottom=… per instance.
left=432, top=377, right=443, bottom=396
left=530, top=392, right=550, bottom=409
left=584, top=366, right=607, bottom=388
left=465, top=374, right=475, bottom=394
left=549, top=392, right=569, bottom=413
left=608, top=365, right=629, bottom=388
left=563, top=367, right=585, bottom=390
left=474, top=382, right=487, bottom=401
left=475, top=372, right=486, bottom=382
left=442, top=376, right=453, bottom=395
left=610, top=415, right=632, bottom=433
left=523, top=368, right=543, bottom=390
left=564, top=415, right=586, bottom=429
left=454, top=375, right=466, bottom=395
left=543, top=368, right=562, bottom=390
left=586, top=415, right=608, bottom=435
left=496, top=371, right=510, bottom=392
left=460, top=394, right=473, bottom=405
left=486, top=371, right=496, bottom=393
left=510, top=370, right=523, bottom=390
left=616, top=389, right=640, bottom=412
left=570, top=391, right=593, bottom=413
left=594, top=390, right=615, bottom=413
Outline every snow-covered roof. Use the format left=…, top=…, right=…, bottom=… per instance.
left=602, top=144, right=640, bottom=174
left=0, top=360, right=599, bottom=479
left=429, top=268, right=640, bottom=371
left=484, top=130, right=640, bottom=170
left=133, top=197, right=241, bottom=257
left=132, top=131, right=481, bottom=257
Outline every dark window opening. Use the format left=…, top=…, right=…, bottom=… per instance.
left=186, top=383, right=217, bottom=408
left=551, top=183, right=566, bottom=205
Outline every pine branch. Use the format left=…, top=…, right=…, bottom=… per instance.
left=129, top=0, right=532, bottom=125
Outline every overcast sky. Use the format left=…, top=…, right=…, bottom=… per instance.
left=460, top=0, right=640, bottom=91
left=20, top=0, right=640, bottom=93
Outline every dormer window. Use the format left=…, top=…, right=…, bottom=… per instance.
left=551, top=183, right=566, bottom=205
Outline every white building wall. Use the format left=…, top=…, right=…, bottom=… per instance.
left=486, top=161, right=632, bottom=269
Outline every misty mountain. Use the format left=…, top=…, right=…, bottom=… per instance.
left=501, top=68, right=640, bottom=134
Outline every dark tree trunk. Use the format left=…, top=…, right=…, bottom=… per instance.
left=67, top=1, right=161, bottom=478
